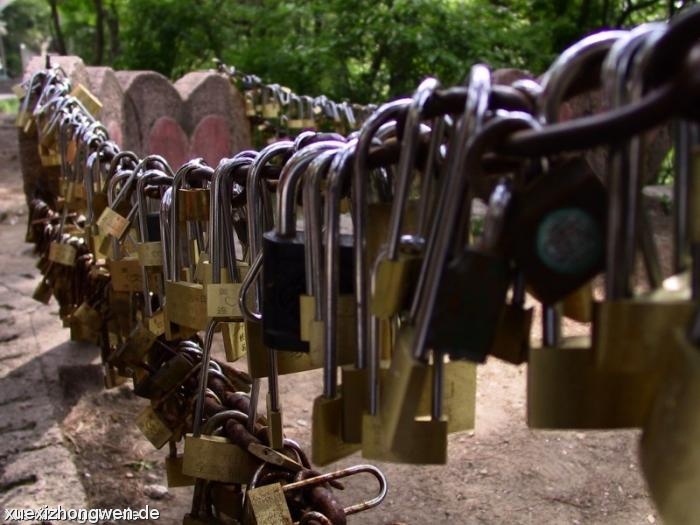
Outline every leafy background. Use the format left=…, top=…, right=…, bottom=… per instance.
left=2, top=0, right=696, bottom=103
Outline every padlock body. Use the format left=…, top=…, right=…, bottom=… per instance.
left=509, top=157, right=606, bottom=304
left=262, top=231, right=354, bottom=351
left=428, top=250, right=509, bottom=362
left=641, top=329, right=700, bottom=525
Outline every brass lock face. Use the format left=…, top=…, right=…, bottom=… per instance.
left=361, top=328, right=448, bottom=464
left=489, top=304, right=533, bottom=365
left=181, top=433, right=260, bottom=484
left=527, top=336, right=662, bottom=429
left=70, top=83, right=103, bottom=116
left=311, top=392, right=361, bottom=466
left=32, top=279, right=53, bottom=304
left=109, top=257, right=144, bottom=293
left=561, top=281, right=594, bottom=322
left=164, top=280, right=208, bottom=331
left=136, top=405, right=172, bottom=449
left=593, top=291, right=693, bottom=373
left=222, top=322, right=247, bottom=362
left=177, top=188, right=210, bottom=222
left=640, top=328, right=700, bottom=525
left=111, top=323, right=156, bottom=368
left=150, top=354, right=194, bottom=394
left=247, top=483, right=293, bottom=525
left=165, top=454, right=194, bottom=488
left=266, top=392, right=284, bottom=451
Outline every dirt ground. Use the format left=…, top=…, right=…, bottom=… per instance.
left=0, top=110, right=665, bottom=525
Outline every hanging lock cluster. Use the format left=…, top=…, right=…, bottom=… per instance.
left=16, top=6, right=700, bottom=525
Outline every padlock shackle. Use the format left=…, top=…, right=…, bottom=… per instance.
left=201, top=409, right=248, bottom=435
left=239, top=251, right=263, bottom=322
left=283, top=464, right=387, bottom=517
left=246, top=142, right=293, bottom=258
left=74, top=124, right=108, bottom=192
left=539, top=30, right=628, bottom=124
left=602, top=26, right=667, bottom=299
left=277, top=140, right=345, bottom=236
left=210, top=154, right=253, bottom=284
left=408, top=65, right=492, bottom=356
left=324, top=140, right=357, bottom=398
left=387, top=78, right=440, bottom=262
left=159, top=187, right=173, bottom=280
left=354, top=98, right=411, bottom=372
left=303, top=148, right=341, bottom=307
left=246, top=142, right=293, bottom=313
left=16, top=70, right=47, bottom=119
left=57, top=113, right=79, bottom=183
left=169, top=158, right=210, bottom=280
left=136, top=170, right=172, bottom=242
left=135, top=169, right=172, bottom=316
left=192, top=319, right=222, bottom=437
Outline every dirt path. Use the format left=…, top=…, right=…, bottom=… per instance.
left=0, top=111, right=661, bottom=524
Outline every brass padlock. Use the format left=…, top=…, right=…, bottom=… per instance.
left=136, top=405, right=172, bottom=449
left=527, top=333, right=661, bottom=429
left=362, top=327, right=448, bottom=464
left=640, top=326, right=700, bottom=525
left=489, top=272, right=533, bottom=365
left=222, top=322, right=247, bottom=362
left=165, top=442, right=194, bottom=488
left=182, top=431, right=260, bottom=484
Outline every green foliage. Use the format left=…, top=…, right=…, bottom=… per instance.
left=2, top=0, right=51, bottom=77
left=657, top=147, right=675, bottom=186
left=2, top=0, right=695, bottom=102
left=0, top=96, right=19, bottom=114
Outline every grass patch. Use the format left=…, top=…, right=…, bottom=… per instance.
left=0, top=97, right=19, bottom=114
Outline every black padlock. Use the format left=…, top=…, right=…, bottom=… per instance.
left=413, top=68, right=536, bottom=364
left=506, top=156, right=606, bottom=305
left=261, top=140, right=350, bottom=351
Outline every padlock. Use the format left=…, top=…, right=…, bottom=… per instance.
left=246, top=464, right=386, bottom=525
left=261, top=140, right=343, bottom=351
left=640, top=322, right=700, bottom=525
left=186, top=311, right=261, bottom=482
left=182, top=426, right=260, bottom=484
left=136, top=404, right=173, bottom=449
left=222, top=322, right=247, bottom=362
left=341, top=97, right=413, bottom=444
left=300, top=145, right=358, bottom=372
left=165, top=160, right=213, bottom=332
left=416, top=92, right=537, bottom=363
left=527, top=306, right=660, bottom=429
left=239, top=145, right=346, bottom=379
left=70, top=83, right=102, bottom=116
left=366, top=85, right=426, bottom=319
left=311, top=142, right=361, bottom=465
left=165, top=441, right=194, bottom=488
left=507, top=156, right=607, bottom=305
left=362, top=326, right=448, bottom=464
left=489, top=270, right=533, bottom=365
left=593, top=28, right=694, bottom=374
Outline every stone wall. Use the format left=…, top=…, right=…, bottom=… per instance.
left=19, top=55, right=252, bottom=202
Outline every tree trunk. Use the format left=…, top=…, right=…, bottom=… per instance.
left=106, top=0, right=120, bottom=62
left=94, top=0, right=105, bottom=64
left=48, top=0, right=67, bottom=55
